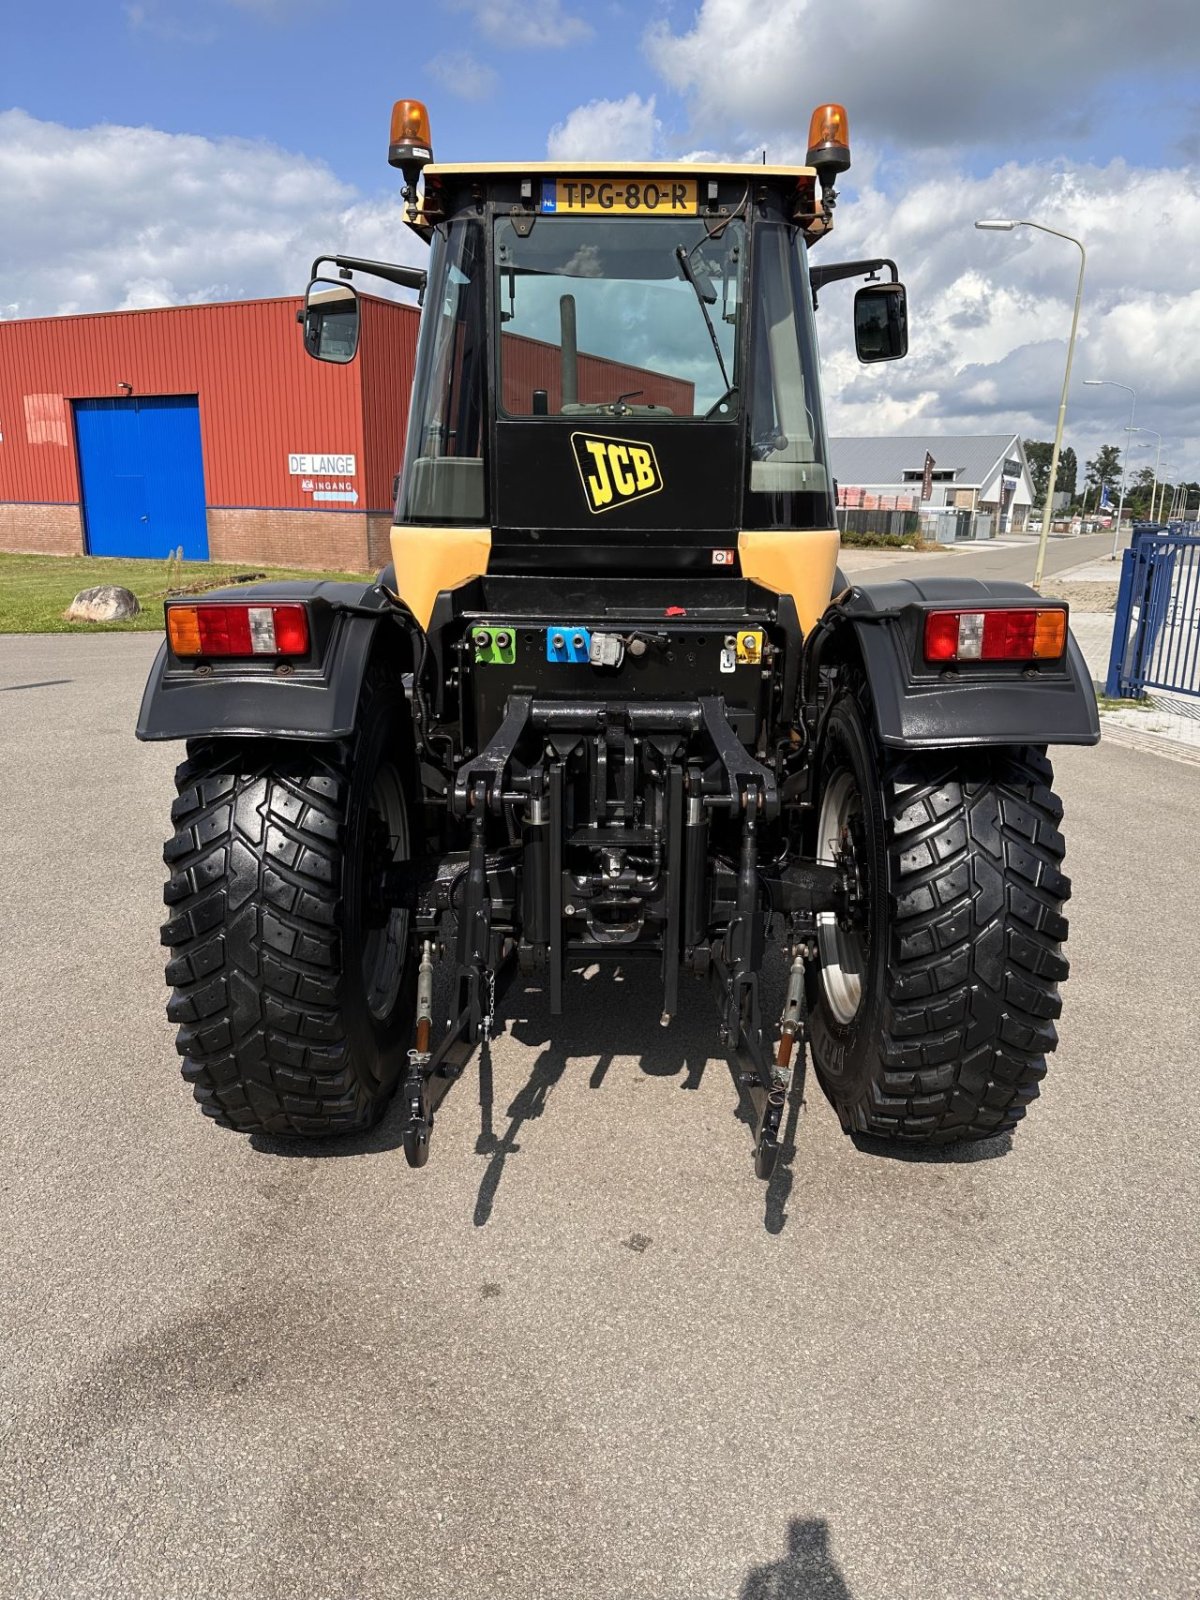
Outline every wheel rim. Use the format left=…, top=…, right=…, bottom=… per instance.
left=362, top=761, right=410, bottom=1022
left=816, top=768, right=867, bottom=1027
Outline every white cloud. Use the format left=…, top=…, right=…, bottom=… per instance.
left=547, top=94, right=661, bottom=161
left=646, top=0, right=1200, bottom=149
left=0, top=110, right=426, bottom=321
left=426, top=49, right=499, bottom=102
left=450, top=0, right=592, bottom=49
left=812, top=157, right=1200, bottom=478
left=537, top=0, right=1200, bottom=480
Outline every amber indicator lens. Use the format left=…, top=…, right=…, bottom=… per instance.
left=924, top=608, right=1067, bottom=663
left=167, top=603, right=310, bottom=658
left=1033, top=609, right=1068, bottom=657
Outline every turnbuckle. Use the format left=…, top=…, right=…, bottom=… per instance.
left=775, top=950, right=807, bottom=1073
left=401, top=940, right=436, bottom=1169
left=754, top=944, right=815, bottom=1178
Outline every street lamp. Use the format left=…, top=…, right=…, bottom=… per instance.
left=1156, top=465, right=1174, bottom=523
left=976, top=218, right=1087, bottom=590
left=1083, top=379, right=1135, bottom=559
left=1128, top=426, right=1162, bottom=525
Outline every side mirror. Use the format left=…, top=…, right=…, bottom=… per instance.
left=854, top=282, right=908, bottom=363
left=302, top=278, right=360, bottom=363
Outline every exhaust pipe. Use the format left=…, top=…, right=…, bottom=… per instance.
left=560, top=293, right=578, bottom=407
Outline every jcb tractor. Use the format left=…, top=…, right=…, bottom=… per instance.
left=138, top=101, right=1098, bottom=1179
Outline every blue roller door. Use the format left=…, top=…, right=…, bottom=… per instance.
left=75, top=395, right=208, bottom=559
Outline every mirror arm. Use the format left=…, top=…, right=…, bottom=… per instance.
left=309, top=253, right=427, bottom=293
left=810, top=257, right=898, bottom=302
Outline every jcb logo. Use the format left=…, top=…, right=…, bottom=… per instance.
left=571, top=432, right=663, bottom=514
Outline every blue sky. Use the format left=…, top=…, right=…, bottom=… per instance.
left=3, top=0, right=1200, bottom=479
left=6, top=1, right=666, bottom=182
left=8, top=1, right=1199, bottom=185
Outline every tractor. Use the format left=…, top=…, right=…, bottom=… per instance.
left=138, top=100, right=1098, bottom=1179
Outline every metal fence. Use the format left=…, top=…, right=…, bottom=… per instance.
left=919, top=507, right=978, bottom=544
left=1106, top=523, right=1200, bottom=700
left=836, top=507, right=920, bottom=540
left=835, top=506, right=997, bottom=543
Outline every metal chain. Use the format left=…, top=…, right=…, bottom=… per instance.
left=481, top=966, right=496, bottom=1042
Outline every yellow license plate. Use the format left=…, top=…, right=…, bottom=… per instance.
left=542, top=178, right=698, bottom=216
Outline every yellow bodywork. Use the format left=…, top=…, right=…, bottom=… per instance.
left=390, top=523, right=840, bottom=636
left=408, top=162, right=831, bottom=244
left=421, top=160, right=817, bottom=180
left=736, top=529, right=841, bottom=634
left=389, top=525, right=492, bottom=629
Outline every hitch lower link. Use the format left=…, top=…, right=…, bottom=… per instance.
left=400, top=779, right=508, bottom=1170
left=709, top=780, right=816, bottom=1180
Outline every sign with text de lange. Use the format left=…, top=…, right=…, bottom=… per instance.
left=287, top=452, right=358, bottom=505
left=922, top=451, right=935, bottom=502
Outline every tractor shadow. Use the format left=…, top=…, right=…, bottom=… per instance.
left=848, top=1129, right=1012, bottom=1164
left=472, top=956, right=814, bottom=1233
left=250, top=956, right=816, bottom=1235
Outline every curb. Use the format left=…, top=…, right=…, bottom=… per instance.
left=1098, top=717, right=1200, bottom=767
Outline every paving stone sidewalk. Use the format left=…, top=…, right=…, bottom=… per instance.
left=1065, top=561, right=1200, bottom=761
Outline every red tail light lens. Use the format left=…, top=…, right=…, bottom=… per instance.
left=923, top=607, right=1067, bottom=664
left=924, top=611, right=961, bottom=661
left=167, top=603, right=310, bottom=659
left=271, top=605, right=310, bottom=654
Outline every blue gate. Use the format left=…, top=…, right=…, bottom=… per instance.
left=75, top=396, right=208, bottom=560
left=1106, top=523, right=1200, bottom=699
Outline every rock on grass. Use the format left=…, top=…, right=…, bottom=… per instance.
left=64, top=585, right=141, bottom=623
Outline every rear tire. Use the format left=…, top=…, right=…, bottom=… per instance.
left=161, top=674, right=417, bottom=1136
left=808, top=680, right=1071, bottom=1144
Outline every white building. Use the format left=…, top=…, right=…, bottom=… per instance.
left=829, top=434, right=1037, bottom=534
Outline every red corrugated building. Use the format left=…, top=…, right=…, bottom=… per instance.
left=0, top=295, right=416, bottom=571
left=499, top=336, right=693, bottom=415
left=0, top=297, right=697, bottom=572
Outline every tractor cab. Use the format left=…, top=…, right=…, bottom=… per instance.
left=398, top=161, right=832, bottom=576
left=303, top=101, right=908, bottom=623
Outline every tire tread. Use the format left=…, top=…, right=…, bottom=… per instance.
left=871, top=747, right=1068, bottom=1140
left=815, top=705, right=1072, bottom=1144
left=161, top=743, right=384, bottom=1136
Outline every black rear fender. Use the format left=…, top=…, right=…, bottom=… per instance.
left=802, top=577, right=1100, bottom=750
left=135, top=578, right=413, bottom=743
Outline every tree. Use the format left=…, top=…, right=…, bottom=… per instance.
left=1023, top=440, right=1077, bottom=505
left=1085, top=444, right=1122, bottom=500
left=1156, top=480, right=1200, bottom=520
left=1024, top=440, right=1051, bottom=503
left=1125, top=466, right=1157, bottom=520
left=1056, top=445, right=1078, bottom=501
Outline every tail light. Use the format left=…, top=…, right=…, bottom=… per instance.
left=923, top=607, right=1067, bottom=664
left=167, top=602, right=310, bottom=658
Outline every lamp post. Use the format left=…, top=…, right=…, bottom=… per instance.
left=1156, top=466, right=1173, bottom=523
left=1128, top=426, right=1162, bottom=525
left=976, top=218, right=1086, bottom=590
left=1083, top=379, right=1135, bottom=559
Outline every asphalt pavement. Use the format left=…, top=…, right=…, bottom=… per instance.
left=838, top=527, right=1121, bottom=586
left=1, top=623, right=1197, bottom=1600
